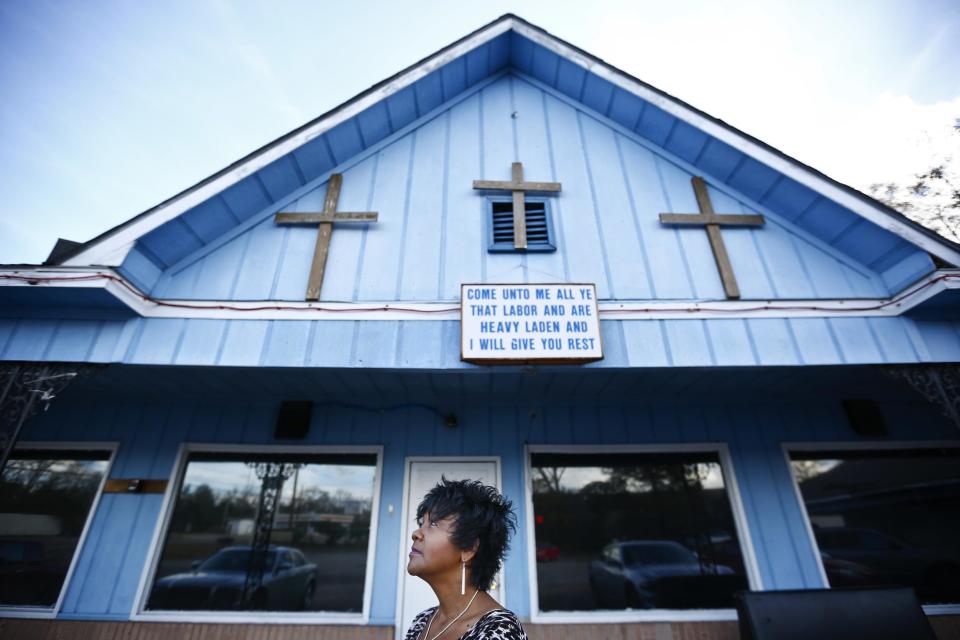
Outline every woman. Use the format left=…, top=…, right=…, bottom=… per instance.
left=405, top=477, right=527, bottom=640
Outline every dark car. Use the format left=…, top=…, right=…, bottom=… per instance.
left=589, top=540, right=740, bottom=609
left=814, top=527, right=960, bottom=602
left=149, top=545, right=317, bottom=611
left=0, top=540, right=63, bottom=607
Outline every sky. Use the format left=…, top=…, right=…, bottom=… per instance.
left=1, top=0, right=958, bottom=264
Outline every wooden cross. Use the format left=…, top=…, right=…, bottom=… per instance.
left=274, top=173, right=378, bottom=301
left=659, top=176, right=765, bottom=299
left=473, top=162, right=561, bottom=249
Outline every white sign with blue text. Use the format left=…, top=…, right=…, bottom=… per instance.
left=460, top=283, right=603, bottom=363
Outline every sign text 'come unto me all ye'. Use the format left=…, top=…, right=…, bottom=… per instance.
left=460, top=283, right=603, bottom=364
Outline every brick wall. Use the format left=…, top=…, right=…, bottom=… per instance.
left=2, top=618, right=958, bottom=640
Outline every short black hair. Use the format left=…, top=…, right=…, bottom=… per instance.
left=416, top=477, right=516, bottom=591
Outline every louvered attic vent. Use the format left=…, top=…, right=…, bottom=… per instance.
left=487, top=198, right=557, bottom=252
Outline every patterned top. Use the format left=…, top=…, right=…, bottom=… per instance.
left=404, top=607, right=528, bottom=640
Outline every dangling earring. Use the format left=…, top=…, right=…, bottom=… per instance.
left=460, top=560, right=466, bottom=596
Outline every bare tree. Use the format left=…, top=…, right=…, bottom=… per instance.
left=868, top=118, right=960, bottom=242
left=533, top=467, right=565, bottom=493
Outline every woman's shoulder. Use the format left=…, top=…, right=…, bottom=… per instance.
left=465, top=608, right=527, bottom=640
left=404, top=606, right=438, bottom=640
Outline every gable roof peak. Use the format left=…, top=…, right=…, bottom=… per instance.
left=53, top=13, right=959, bottom=273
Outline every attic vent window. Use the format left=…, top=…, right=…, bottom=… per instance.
left=488, top=198, right=556, bottom=252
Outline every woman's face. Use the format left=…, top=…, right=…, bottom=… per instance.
left=408, top=510, right=463, bottom=580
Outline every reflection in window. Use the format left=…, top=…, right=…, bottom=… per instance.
left=147, top=452, right=377, bottom=613
left=530, top=452, right=748, bottom=612
left=0, top=450, right=110, bottom=608
left=791, top=448, right=960, bottom=605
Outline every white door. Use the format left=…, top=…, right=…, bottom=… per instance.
left=397, top=459, right=501, bottom=639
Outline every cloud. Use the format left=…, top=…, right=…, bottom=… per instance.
left=793, top=92, right=960, bottom=190
left=585, top=1, right=960, bottom=199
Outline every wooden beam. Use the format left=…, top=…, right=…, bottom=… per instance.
left=472, top=180, right=562, bottom=193
left=659, top=213, right=764, bottom=226
left=323, top=173, right=343, bottom=214
left=512, top=163, right=528, bottom=249
left=706, top=224, right=740, bottom=299
left=103, top=479, right=168, bottom=494
left=274, top=173, right=379, bottom=301
left=658, top=176, right=765, bottom=300
left=275, top=212, right=378, bottom=224
left=306, top=222, right=333, bottom=301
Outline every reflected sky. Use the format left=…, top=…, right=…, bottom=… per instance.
left=541, top=463, right=725, bottom=492
left=182, top=461, right=375, bottom=503
left=792, top=459, right=842, bottom=478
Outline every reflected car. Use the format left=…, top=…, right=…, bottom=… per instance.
left=536, top=542, right=560, bottom=562
left=814, top=527, right=960, bottom=601
left=819, top=551, right=878, bottom=587
left=149, top=545, right=317, bottom=611
left=0, top=540, right=63, bottom=606
left=588, top=540, right=736, bottom=609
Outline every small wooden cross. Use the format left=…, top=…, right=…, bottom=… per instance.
left=659, top=176, right=764, bottom=299
left=275, top=173, right=378, bottom=301
left=473, top=162, right=561, bottom=249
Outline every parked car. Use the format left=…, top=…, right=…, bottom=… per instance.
left=588, top=540, right=739, bottom=609
left=149, top=545, right=317, bottom=611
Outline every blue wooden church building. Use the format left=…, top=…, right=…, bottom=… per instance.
left=2, top=14, right=959, bottom=640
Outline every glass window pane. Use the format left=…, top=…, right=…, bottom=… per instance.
left=790, top=448, right=960, bottom=605
left=147, top=452, right=377, bottom=613
left=530, top=452, right=749, bottom=612
left=0, top=450, right=110, bottom=608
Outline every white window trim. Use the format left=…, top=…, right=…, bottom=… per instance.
left=131, top=442, right=384, bottom=625
left=523, top=443, right=762, bottom=624
left=782, top=439, right=960, bottom=617
left=395, top=456, right=504, bottom=639
left=0, top=441, right=119, bottom=619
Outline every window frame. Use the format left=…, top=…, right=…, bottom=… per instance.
left=133, top=442, right=384, bottom=625
left=0, top=440, right=118, bottom=619
left=523, top=443, right=762, bottom=624
left=485, top=196, right=557, bottom=253
left=783, top=439, right=960, bottom=617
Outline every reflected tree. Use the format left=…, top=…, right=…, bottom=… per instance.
left=242, top=462, right=299, bottom=608
left=533, top=467, right=565, bottom=494
left=868, top=118, right=960, bottom=242
left=1, top=459, right=106, bottom=534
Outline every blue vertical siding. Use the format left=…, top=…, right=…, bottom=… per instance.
left=18, top=390, right=958, bottom=622
left=1, top=315, right=957, bottom=368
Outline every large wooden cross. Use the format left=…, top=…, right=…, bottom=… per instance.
left=473, top=162, right=561, bottom=249
left=275, top=173, right=378, bottom=301
left=659, top=176, right=764, bottom=299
